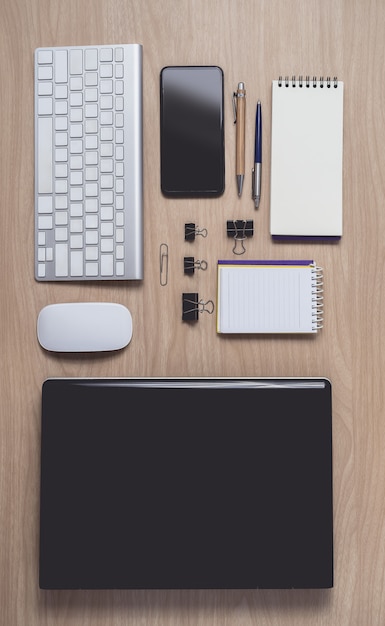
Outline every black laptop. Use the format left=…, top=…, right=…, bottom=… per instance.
left=39, top=377, right=333, bottom=589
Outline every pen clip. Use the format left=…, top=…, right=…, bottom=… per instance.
left=232, top=83, right=245, bottom=124
left=232, top=92, right=238, bottom=124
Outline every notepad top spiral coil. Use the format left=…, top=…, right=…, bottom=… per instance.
left=277, top=76, right=339, bottom=88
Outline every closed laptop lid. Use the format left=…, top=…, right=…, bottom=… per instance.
left=39, top=377, right=333, bottom=589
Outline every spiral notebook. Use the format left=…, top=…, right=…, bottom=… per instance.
left=216, top=260, right=323, bottom=334
left=270, top=76, right=344, bottom=240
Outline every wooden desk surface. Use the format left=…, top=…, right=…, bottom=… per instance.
left=1, top=0, right=384, bottom=623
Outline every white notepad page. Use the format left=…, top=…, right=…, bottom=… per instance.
left=217, top=262, right=323, bottom=334
left=270, top=77, right=344, bottom=238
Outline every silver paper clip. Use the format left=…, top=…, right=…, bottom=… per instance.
left=160, top=243, right=169, bottom=286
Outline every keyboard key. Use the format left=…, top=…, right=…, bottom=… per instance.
left=85, top=88, right=98, bottom=102
left=100, top=64, right=113, bottom=78
left=70, top=109, right=83, bottom=122
left=86, top=262, right=98, bottom=276
left=55, top=148, right=68, bottom=162
left=55, top=180, right=68, bottom=194
left=38, top=196, right=53, bottom=213
left=70, top=219, right=83, bottom=233
left=38, top=82, right=53, bottom=96
left=100, top=48, right=113, bottom=62
left=100, top=143, right=113, bottom=157
left=116, top=212, right=124, bottom=227
left=70, top=124, right=83, bottom=138
left=70, top=49, right=83, bottom=75
left=38, top=98, right=53, bottom=115
left=85, top=136, right=98, bottom=150
left=70, top=203, right=83, bottom=217
left=101, top=254, right=114, bottom=275
left=85, top=168, right=98, bottom=181
left=101, top=174, right=113, bottom=188
left=85, top=198, right=98, bottom=212
left=115, top=47, right=124, bottom=62
left=85, top=246, right=98, bottom=260
left=55, top=117, right=68, bottom=131
left=70, top=140, right=83, bottom=154
left=101, top=190, right=113, bottom=205
left=55, top=243, right=69, bottom=276
left=38, top=216, right=53, bottom=230
left=71, top=235, right=83, bottom=248
left=54, top=50, right=68, bottom=83
left=71, top=250, right=84, bottom=276
left=85, top=48, right=98, bottom=71
left=55, top=227, right=68, bottom=241
left=101, top=127, right=113, bottom=141
left=86, top=231, right=98, bottom=245
left=38, top=66, right=53, bottom=80
left=55, top=212, right=68, bottom=225
left=55, top=85, right=68, bottom=99
left=86, top=183, right=98, bottom=197
left=70, top=77, right=83, bottom=91
left=55, top=132, right=68, bottom=146
left=55, top=196, right=68, bottom=209
left=116, top=229, right=124, bottom=243
left=70, top=93, right=83, bottom=107
left=55, top=163, right=68, bottom=177
left=101, top=222, right=113, bottom=236
left=100, top=80, right=113, bottom=94
left=55, top=101, right=68, bottom=115
left=86, top=215, right=98, bottom=229
left=100, top=95, right=113, bottom=109
left=85, top=104, right=98, bottom=118
left=116, top=261, right=124, bottom=276
left=101, top=206, right=113, bottom=220
left=38, top=50, right=53, bottom=64
left=70, top=155, right=83, bottom=169
left=85, top=72, right=98, bottom=86
left=101, top=238, right=114, bottom=253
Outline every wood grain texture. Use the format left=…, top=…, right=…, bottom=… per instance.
left=1, top=0, right=385, bottom=623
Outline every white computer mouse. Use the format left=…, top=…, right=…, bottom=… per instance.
left=37, top=302, right=133, bottom=352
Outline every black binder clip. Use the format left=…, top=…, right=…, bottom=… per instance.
left=226, top=219, right=253, bottom=255
left=185, top=223, right=208, bottom=241
left=183, top=257, right=208, bottom=275
left=182, top=293, right=214, bottom=321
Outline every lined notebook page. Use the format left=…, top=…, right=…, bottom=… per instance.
left=217, top=262, right=322, bottom=334
left=270, top=77, right=344, bottom=238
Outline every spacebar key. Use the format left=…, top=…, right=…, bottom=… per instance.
left=37, top=117, right=53, bottom=194
left=55, top=243, right=68, bottom=277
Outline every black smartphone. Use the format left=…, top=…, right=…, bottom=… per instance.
left=160, top=66, right=225, bottom=197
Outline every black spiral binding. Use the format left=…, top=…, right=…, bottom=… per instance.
left=277, top=76, right=338, bottom=88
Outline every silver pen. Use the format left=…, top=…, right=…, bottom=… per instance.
left=252, top=100, right=262, bottom=208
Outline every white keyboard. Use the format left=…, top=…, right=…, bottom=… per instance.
left=34, top=44, right=143, bottom=281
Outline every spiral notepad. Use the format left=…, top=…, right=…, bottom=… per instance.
left=216, top=260, right=324, bottom=334
left=270, top=76, right=344, bottom=239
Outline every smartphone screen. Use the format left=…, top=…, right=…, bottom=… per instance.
left=160, top=66, right=225, bottom=197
